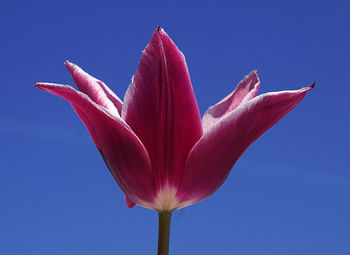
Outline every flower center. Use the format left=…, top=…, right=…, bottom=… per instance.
left=152, top=186, right=180, bottom=212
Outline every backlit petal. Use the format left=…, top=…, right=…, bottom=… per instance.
left=122, top=28, right=203, bottom=191
left=65, top=61, right=121, bottom=116
left=202, top=70, right=260, bottom=132
left=35, top=83, right=155, bottom=206
left=178, top=84, right=314, bottom=206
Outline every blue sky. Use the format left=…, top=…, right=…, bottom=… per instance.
left=1, top=0, right=349, bottom=254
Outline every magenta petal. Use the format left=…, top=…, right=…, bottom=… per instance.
left=65, top=61, right=122, bottom=116
left=178, top=84, right=314, bottom=205
left=202, top=70, right=260, bottom=132
left=124, top=194, right=136, bottom=208
left=35, top=83, right=155, bottom=206
left=122, top=28, right=203, bottom=190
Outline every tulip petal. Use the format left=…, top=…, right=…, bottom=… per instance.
left=35, top=83, right=155, bottom=206
left=178, top=84, right=314, bottom=205
left=122, top=28, right=203, bottom=191
left=124, top=194, right=136, bottom=208
left=95, top=79, right=123, bottom=115
left=202, top=70, right=260, bottom=132
left=65, top=61, right=122, bottom=116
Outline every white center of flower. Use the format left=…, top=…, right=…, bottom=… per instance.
left=139, top=185, right=195, bottom=212
left=152, top=186, right=180, bottom=211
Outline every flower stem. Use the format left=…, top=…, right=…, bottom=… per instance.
left=158, top=211, right=172, bottom=255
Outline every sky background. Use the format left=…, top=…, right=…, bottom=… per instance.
left=1, top=0, right=349, bottom=254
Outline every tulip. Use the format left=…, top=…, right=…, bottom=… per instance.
left=35, top=27, right=313, bottom=255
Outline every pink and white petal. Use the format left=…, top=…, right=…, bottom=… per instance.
left=65, top=61, right=120, bottom=117
left=202, top=70, right=260, bottom=132
left=178, top=84, right=314, bottom=206
left=95, top=80, right=123, bottom=115
left=35, top=83, right=155, bottom=206
left=122, top=28, right=203, bottom=190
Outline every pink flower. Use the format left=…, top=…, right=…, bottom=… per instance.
left=35, top=28, right=313, bottom=212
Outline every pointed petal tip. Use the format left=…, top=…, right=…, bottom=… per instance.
left=154, top=26, right=169, bottom=39
left=254, top=70, right=261, bottom=79
left=310, top=81, right=316, bottom=89
left=34, top=82, right=48, bottom=89
left=251, top=69, right=260, bottom=80
left=64, top=61, right=84, bottom=77
left=302, top=81, right=316, bottom=92
left=156, top=26, right=165, bottom=33
left=64, top=60, right=76, bottom=73
left=246, top=70, right=260, bottom=89
left=245, top=70, right=260, bottom=81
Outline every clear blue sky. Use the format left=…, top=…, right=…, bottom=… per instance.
left=1, top=0, right=349, bottom=254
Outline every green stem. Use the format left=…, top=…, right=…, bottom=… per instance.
left=157, top=211, right=172, bottom=255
